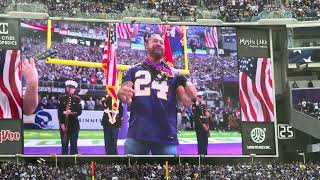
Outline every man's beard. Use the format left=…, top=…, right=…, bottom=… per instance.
left=148, top=46, right=163, bottom=61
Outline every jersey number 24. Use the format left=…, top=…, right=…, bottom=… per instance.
left=134, top=70, right=169, bottom=100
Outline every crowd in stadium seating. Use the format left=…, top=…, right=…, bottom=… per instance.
left=144, top=0, right=197, bottom=19
left=187, top=55, right=238, bottom=91
left=294, top=98, right=320, bottom=120
left=0, top=161, right=319, bottom=179
left=286, top=0, right=320, bottom=21
left=0, top=0, right=8, bottom=11
left=217, top=0, right=269, bottom=22
left=0, top=0, right=317, bottom=21
left=17, top=0, right=129, bottom=15
left=22, top=37, right=106, bottom=88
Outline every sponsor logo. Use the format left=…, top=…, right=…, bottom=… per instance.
left=0, top=23, right=8, bottom=34
left=0, top=130, right=20, bottom=143
left=250, top=128, right=266, bottom=144
left=239, top=38, right=268, bottom=49
left=35, top=110, right=53, bottom=129
left=247, top=145, right=271, bottom=150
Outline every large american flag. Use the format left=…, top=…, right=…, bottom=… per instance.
left=102, top=25, right=118, bottom=110
left=116, top=23, right=132, bottom=39
left=0, top=50, right=22, bottom=118
left=239, top=57, right=274, bottom=122
left=205, top=27, right=218, bottom=48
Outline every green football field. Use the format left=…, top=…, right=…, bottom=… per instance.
left=24, top=130, right=241, bottom=140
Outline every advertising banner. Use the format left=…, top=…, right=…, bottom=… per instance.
left=242, top=122, right=276, bottom=155
left=24, top=109, right=105, bottom=130
left=0, top=119, right=22, bottom=154
left=237, top=27, right=277, bottom=156
left=0, top=18, right=20, bottom=49
left=237, top=28, right=269, bottom=57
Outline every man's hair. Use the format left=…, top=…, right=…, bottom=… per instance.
left=144, top=32, right=161, bottom=45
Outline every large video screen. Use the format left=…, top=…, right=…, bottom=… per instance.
left=20, top=20, right=276, bottom=155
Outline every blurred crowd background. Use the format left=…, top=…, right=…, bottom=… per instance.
left=1, top=161, right=319, bottom=179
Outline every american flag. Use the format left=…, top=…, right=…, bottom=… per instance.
left=205, top=27, right=218, bottom=48
left=116, top=23, right=132, bottom=39
left=0, top=50, right=22, bottom=118
left=239, top=57, right=274, bottom=122
left=102, top=25, right=118, bottom=110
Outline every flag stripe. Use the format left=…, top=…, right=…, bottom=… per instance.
left=9, top=50, right=22, bottom=110
left=0, top=77, right=18, bottom=118
left=265, top=59, right=274, bottom=114
left=251, top=77, right=270, bottom=122
left=0, top=103, right=3, bottom=117
left=254, top=58, right=272, bottom=121
left=239, top=88, right=251, bottom=121
left=246, top=75, right=264, bottom=122
left=205, top=27, right=218, bottom=48
left=0, top=87, right=9, bottom=117
left=267, top=66, right=272, bottom=87
left=117, top=23, right=132, bottom=39
left=103, top=25, right=118, bottom=110
left=260, top=58, right=274, bottom=114
left=0, top=50, right=21, bottom=118
left=240, top=72, right=257, bottom=121
left=112, top=47, right=117, bottom=86
left=239, top=57, right=274, bottom=122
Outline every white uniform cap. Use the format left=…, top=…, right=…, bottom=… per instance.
left=65, top=80, right=78, bottom=88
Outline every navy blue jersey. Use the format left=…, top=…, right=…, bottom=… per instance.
left=123, top=64, right=179, bottom=145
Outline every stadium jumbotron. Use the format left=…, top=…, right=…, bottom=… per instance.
left=0, top=0, right=319, bottom=179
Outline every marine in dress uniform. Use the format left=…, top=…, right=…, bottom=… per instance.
left=58, top=80, right=82, bottom=155
left=193, top=95, right=210, bottom=155
left=101, top=95, right=123, bottom=155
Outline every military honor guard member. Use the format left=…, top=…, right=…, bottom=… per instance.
left=58, top=80, right=82, bottom=155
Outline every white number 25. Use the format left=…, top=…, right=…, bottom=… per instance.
left=134, top=70, right=169, bottom=100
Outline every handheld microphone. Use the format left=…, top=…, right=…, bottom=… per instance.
left=34, top=48, right=58, bottom=60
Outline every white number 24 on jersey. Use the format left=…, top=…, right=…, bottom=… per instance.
left=134, top=70, right=169, bottom=100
